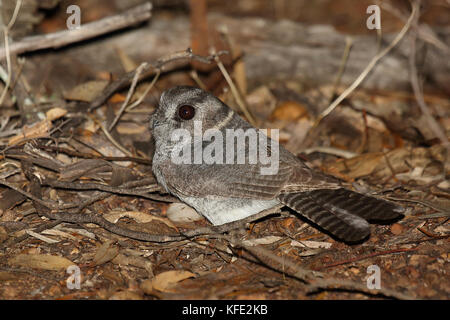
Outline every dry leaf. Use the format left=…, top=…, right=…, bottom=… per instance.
left=116, top=123, right=147, bottom=135
left=140, top=279, right=154, bottom=294
left=92, top=240, right=119, bottom=266
left=112, top=254, right=153, bottom=276
left=109, top=290, right=143, bottom=300
left=270, top=101, right=309, bottom=121
left=242, top=236, right=283, bottom=246
left=8, top=254, right=74, bottom=271
left=25, top=230, right=59, bottom=244
left=290, top=240, right=332, bottom=249
left=151, top=270, right=195, bottom=293
left=109, top=93, right=126, bottom=103
left=63, top=80, right=109, bottom=102
left=41, top=229, right=79, bottom=241
left=328, top=152, right=384, bottom=179
left=8, top=120, right=51, bottom=145
left=246, top=86, right=277, bottom=120
left=46, top=107, right=67, bottom=121
left=166, top=203, right=203, bottom=223
left=104, top=211, right=178, bottom=231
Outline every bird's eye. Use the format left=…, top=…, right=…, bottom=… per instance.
left=178, top=105, right=195, bottom=120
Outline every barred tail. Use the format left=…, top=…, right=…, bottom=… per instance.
left=278, top=188, right=404, bottom=242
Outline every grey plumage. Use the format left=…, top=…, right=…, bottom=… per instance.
left=151, top=86, right=404, bottom=242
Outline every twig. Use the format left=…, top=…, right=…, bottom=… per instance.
left=88, top=48, right=228, bottom=111
left=329, top=36, right=353, bottom=104
left=0, top=178, right=67, bottom=210
left=378, top=0, right=449, bottom=53
left=0, top=2, right=153, bottom=60
left=234, top=239, right=321, bottom=283
left=108, top=62, right=148, bottom=131
left=302, top=146, right=358, bottom=159
left=0, top=0, right=23, bottom=106
left=417, top=226, right=445, bottom=238
left=6, top=219, right=63, bottom=246
left=189, top=70, right=207, bottom=90
left=179, top=205, right=284, bottom=238
left=41, top=177, right=168, bottom=202
left=408, top=1, right=450, bottom=153
left=307, top=278, right=414, bottom=300
left=315, top=1, right=418, bottom=126
left=386, top=196, right=450, bottom=215
left=89, top=114, right=133, bottom=157
left=35, top=143, right=151, bottom=165
left=233, top=236, right=414, bottom=299
left=213, top=51, right=257, bottom=127
left=126, top=70, right=161, bottom=111
left=316, top=247, right=418, bottom=270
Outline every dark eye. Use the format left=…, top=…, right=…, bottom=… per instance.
left=178, top=105, right=195, bottom=120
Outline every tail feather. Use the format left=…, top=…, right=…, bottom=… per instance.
left=278, top=188, right=404, bottom=242
left=307, top=188, right=404, bottom=221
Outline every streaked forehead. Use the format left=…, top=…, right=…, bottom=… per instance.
left=160, top=86, right=207, bottom=107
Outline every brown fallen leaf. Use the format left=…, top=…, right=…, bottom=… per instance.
left=8, top=254, right=74, bottom=271
left=92, top=240, right=119, bottom=266
left=109, top=290, right=143, bottom=300
left=270, top=101, right=309, bottom=121
left=326, top=152, right=384, bottom=179
left=151, top=270, right=196, bottom=293
left=63, top=80, right=109, bottom=102
left=8, top=120, right=51, bottom=145
left=46, top=107, right=68, bottom=121
left=140, top=279, right=154, bottom=295
left=104, top=210, right=178, bottom=232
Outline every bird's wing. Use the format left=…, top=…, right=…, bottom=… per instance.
left=158, top=142, right=341, bottom=199
left=160, top=159, right=293, bottom=199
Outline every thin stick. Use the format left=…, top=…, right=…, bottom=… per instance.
left=6, top=0, right=23, bottom=30
left=108, top=62, right=148, bottom=131
left=87, top=114, right=133, bottom=157
left=317, top=247, right=417, bottom=270
left=0, top=2, right=153, bottom=60
left=329, top=36, right=353, bottom=104
left=126, top=70, right=160, bottom=111
left=189, top=70, right=207, bottom=90
left=214, top=52, right=257, bottom=127
left=0, top=0, right=23, bottom=106
left=89, top=48, right=228, bottom=111
left=0, top=178, right=64, bottom=210
left=408, top=2, right=450, bottom=152
left=315, top=1, right=418, bottom=126
left=378, top=0, right=449, bottom=53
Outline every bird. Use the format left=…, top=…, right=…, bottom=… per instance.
left=151, top=86, right=404, bottom=242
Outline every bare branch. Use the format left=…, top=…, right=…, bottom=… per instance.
left=0, top=2, right=153, bottom=60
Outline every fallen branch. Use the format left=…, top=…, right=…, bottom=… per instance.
left=316, top=247, right=418, bottom=270
left=306, top=278, right=414, bottom=300
left=0, top=2, right=153, bottom=60
left=232, top=237, right=415, bottom=300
